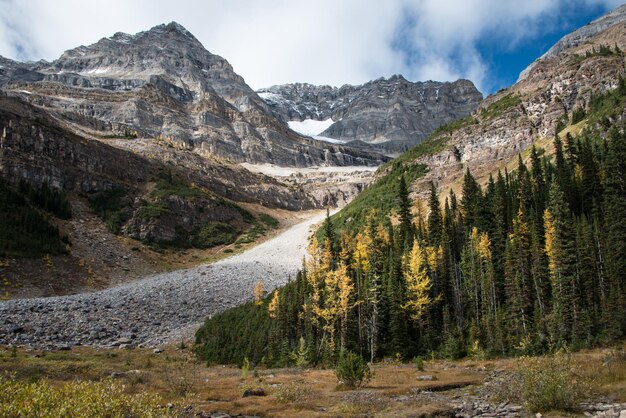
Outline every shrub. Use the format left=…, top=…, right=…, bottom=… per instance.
left=0, top=179, right=67, bottom=258
left=413, top=356, right=425, bottom=371
left=241, top=356, right=250, bottom=379
left=162, top=354, right=200, bottom=397
left=259, top=213, right=279, bottom=229
left=571, top=107, right=587, bottom=124
left=18, top=180, right=72, bottom=219
left=480, top=93, right=521, bottom=119
left=335, top=351, right=373, bottom=389
left=273, top=380, right=311, bottom=403
left=192, top=222, right=238, bottom=248
left=86, top=188, right=130, bottom=233
left=0, top=374, right=178, bottom=417
left=516, top=349, right=589, bottom=413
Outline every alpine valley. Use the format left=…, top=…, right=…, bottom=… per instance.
left=1, top=4, right=626, bottom=418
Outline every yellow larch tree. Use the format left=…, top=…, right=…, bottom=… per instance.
left=253, top=281, right=265, bottom=305
left=402, top=239, right=435, bottom=322
left=268, top=289, right=279, bottom=319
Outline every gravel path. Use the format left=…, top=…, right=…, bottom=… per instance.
left=0, top=211, right=326, bottom=349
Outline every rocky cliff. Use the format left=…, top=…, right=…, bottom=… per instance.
left=0, top=22, right=387, bottom=167
left=257, top=76, right=482, bottom=154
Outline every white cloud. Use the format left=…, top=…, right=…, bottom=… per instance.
left=0, top=0, right=620, bottom=93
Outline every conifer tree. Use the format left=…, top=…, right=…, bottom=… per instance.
left=544, top=182, right=578, bottom=344
left=601, top=129, right=626, bottom=337
left=402, top=239, right=435, bottom=324
left=397, top=176, right=414, bottom=249
left=461, top=168, right=482, bottom=233
left=427, top=182, right=443, bottom=247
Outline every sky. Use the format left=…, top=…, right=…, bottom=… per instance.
left=0, top=0, right=623, bottom=94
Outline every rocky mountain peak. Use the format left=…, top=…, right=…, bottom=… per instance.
left=52, top=21, right=221, bottom=76
left=258, top=77, right=482, bottom=153
left=0, top=23, right=388, bottom=168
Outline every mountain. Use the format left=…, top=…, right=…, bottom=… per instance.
left=518, top=3, right=626, bottom=81
left=0, top=93, right=337, bottom=295
left=195, top=4, right=626, bottom=372
left=324, top=3, right=626, bottom=236
left=0, top=22, right=387, bottom=167
left=257, top=76, right=482, bottom=154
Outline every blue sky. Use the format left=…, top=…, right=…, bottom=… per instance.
left=0, top=0, right=623, bottom=94
left=477, top=3, right=621, bottom=92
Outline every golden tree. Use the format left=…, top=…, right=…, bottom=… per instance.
left=268, top=289, right=279, bottom=319
left=253, top=281, right=265, bottom=305
left=402, top=239, right=435, bottom=322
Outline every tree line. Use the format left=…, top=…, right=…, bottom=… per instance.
left=196, top=118, right=626, bottom=368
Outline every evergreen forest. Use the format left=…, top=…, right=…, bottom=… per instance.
left=195, top=82, right=626, bottom=367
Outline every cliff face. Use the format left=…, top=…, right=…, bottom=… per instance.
left=0, top=95, right=323, bottom=245
left=407, top=12, right=626, bottom=199
left=0, top=23, right=387, bottom=167
left=257, top=76, right=482, bottom=154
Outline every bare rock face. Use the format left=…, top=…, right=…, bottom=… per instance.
left=257, top=76, right=482, bottom=154
left=0, top=23, right=387, bottom=167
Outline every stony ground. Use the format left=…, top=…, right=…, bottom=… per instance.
left=0, top=211, right=327, bottom=349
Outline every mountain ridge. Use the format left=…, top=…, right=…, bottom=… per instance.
left=0, top=22, right=388, bottom=168
left=518, top=3, right=626, bottom=81
left=257, top=76, right=482, bottom=154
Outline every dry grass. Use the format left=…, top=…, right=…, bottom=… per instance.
left=576, top=346, right=626, bottom=402
left=1, top=343, right=624, bottom=417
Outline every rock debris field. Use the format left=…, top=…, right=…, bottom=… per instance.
left=0, top=211, right=327, bottom=349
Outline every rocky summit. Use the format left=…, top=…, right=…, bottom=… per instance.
left=0, top=22, right=387, bottom=167
left=257, top=76, right=482, bottom=154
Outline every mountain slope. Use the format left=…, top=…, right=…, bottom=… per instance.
left=194, top=5, right=626, bottom=372
left=0, top=23, right=387, bottom=167
left=519, top=3, right=626, bottom=81
left=0, top=94, right=330, bottom=296
left=324, top=4, right=626, bottom=234
left=257, top=76, right=482, bottom=154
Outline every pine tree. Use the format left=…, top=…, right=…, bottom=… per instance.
left=322, top=207, right=338, bottom=265
left=602, top=129, right=626, bottom=337
left=461, top=168, right=483, bottom=233
left=544, top=182, right=578, bottom=345
left=427, top=182, right=443, bottom=247
left=397, top=176, right=414, bottom=249
left=504, top=205, right=534, bottom=346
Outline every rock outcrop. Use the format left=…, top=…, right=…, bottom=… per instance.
left=0, top=22, right=387, bottom=167
left=257, top=76, right=482, bottom=154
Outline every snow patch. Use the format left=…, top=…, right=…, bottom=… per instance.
left=288, top=119, right=346, bottom=144
left=311, top=135, right=346, bottom=144
left=258, top=91, right=285, bottom=102
left=85, top=67, right=110, bottom=75
left=288, top=118, right=335, bottom=136
left=19, top=90, right=32, bottom=95
left=241, top=163, right=377, bottom=177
